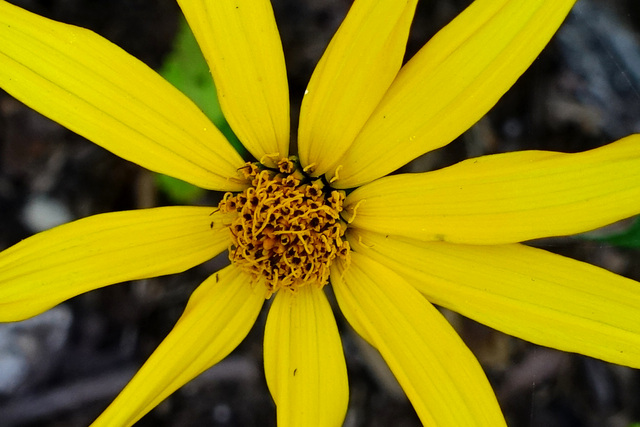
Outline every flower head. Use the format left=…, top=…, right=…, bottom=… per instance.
left=220, top=158, right=350, bottom=296
left=1, top=0, right=640, bottom=426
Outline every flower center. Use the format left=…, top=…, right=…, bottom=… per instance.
left=218, top=158, right=350, bottom=297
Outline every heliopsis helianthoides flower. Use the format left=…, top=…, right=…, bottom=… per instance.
left=1, top=0, right=640, bottom=425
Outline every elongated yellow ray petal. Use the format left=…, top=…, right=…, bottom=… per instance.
left=345, top=135, right=640, bottom=244
left=349, top=230, right=640, bottom=368
left=177, top=0, right=289, bottom=166
left=332, top=253, right=506, bottom=426
left=298, top=0, right=418, bottom=176
left=329, top=0, right=577, bottom=188
left=0, top=207, right=230, bottom=321
left=91, top=266, right=265, bottom=427
left=0, top=1, right=246, bottom=191
left=264, top=285, right=348, bottom=427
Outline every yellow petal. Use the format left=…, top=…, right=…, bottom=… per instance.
left=0, top=207, right=230, bottom=321
left=264, top=285, right=348, bottom=427
left=298, top=0, right=418, bottom=176
left=91, top=266, right=265, bottom=427
left=348, top=229, right=640, bottom=368
left=0, top=1, right=246, bottom=191
left=177, top=0, right=289, bottom=166
left=331, top=253, right=506, bottom=426
left=329, top=0, right=577, bottom=188
left=345, top=135, right=640, bottom=244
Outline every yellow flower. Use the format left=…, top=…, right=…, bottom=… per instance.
left=1, top=0, right=639, bottom=426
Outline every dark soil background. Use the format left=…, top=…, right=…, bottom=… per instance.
left=1, top=0, right=640, bottom=426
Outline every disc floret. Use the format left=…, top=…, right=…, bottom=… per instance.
left=219, top=158, right=350, bottom=296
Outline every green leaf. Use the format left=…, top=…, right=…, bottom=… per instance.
left=155, top=173, right=205, bottom=204
left=156, top=15, right=247, bottom=203
left=584, top=216, right=640, bottom=248
left=159, top=15, right=244, bottom=154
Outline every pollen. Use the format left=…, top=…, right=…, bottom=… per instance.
left=218, top=158, right=350, bottom=297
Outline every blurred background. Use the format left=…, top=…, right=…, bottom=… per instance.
left=1, top=0, right=640, bottom=426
